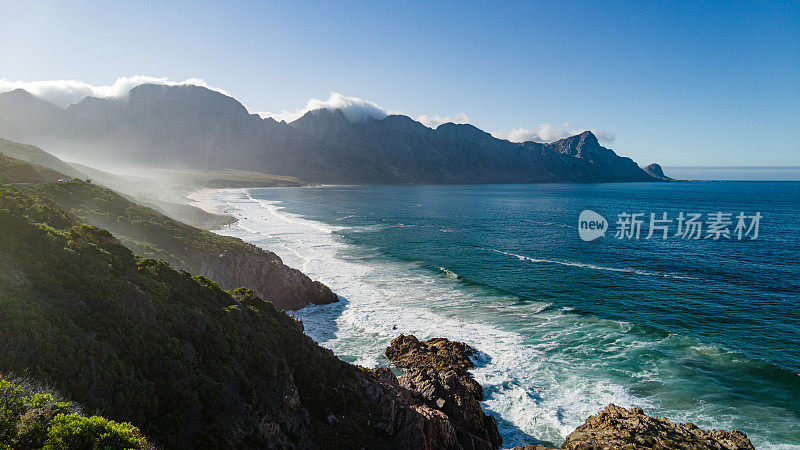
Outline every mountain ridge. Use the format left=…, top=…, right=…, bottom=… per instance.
left=0, top=84, right=661, bottom=184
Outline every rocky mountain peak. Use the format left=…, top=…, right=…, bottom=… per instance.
left=122, top=83, right=251, bottom=118
left=545, top=130, right=604, bottom=159
left=576, top=129, right=599, bottom=145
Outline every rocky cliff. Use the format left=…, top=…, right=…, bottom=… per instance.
left=194, top=245, right=336, bottom=310
left=0, top=186, right=482, bottom=448
left=0, top=85, right=662, bottom=184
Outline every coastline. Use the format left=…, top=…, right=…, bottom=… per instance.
left=186, top=185, right=792, bottom=446
left=185, top=188, right=240, bottom=229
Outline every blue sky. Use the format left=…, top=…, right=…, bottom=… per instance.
left=1, top=0, right=798, bottom=165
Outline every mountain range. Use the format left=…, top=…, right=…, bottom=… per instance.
left=0, top=84, right=661, bottom=184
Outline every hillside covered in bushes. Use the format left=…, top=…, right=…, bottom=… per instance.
left=27, top=180, right=336, bottom=310
left=0, top=185, right=410, bottom=448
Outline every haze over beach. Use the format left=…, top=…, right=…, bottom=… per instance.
left=0, top=2, right=798, bottom=450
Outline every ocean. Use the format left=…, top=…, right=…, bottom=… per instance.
left=204, top=182, right=799, bottom=448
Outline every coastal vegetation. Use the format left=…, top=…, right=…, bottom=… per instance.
left=0, top=376, right=148, bottom=449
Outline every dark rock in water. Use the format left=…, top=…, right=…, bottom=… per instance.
left=643, top=163, right=673, bottom=180
left=560, top=404, right=754, bottom=450
left=385, top=334, right=503, bottom=450
left=386, top=334, right=477, bottom=372
left=383, top=338, right=756, bottom=450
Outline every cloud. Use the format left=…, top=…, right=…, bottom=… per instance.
left=0, top=76, right=231, bottom=108
left=588, top=128, right=616, bottom=143
left=258, top=93, right=471, bottom=127
left=491, top=122, right=616, bottom=144
left=415, top=113, right=470, bottom=128
left=258, top=92, right=391, bottom=123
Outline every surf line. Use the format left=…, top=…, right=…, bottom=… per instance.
left=486, top=249, right=697, bottom=280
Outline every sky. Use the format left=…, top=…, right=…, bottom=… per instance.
left=1, top=0, right=798, bottom=166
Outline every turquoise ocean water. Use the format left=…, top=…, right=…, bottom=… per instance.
left=207, top=182, right=799, bottom=448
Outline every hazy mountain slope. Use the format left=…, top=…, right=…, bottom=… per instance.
left=0, top=84, right=660, bottom=184
left=0, top=137, right=86, bottom=179
left=66, top=162, right=238, bottom=229
left=0, top=139, right=333, bottom=310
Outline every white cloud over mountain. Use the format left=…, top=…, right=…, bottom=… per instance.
left=259, top=93, right=474, bottom=129
left=491, top=123, right=616, bottom=144
left=0, top=76, right=615, bottom=143
left=0, top=76, right=231, bottom=108
left=258, top=92, right=391, bottom=123
left=415, top=113, right=470, bottom=128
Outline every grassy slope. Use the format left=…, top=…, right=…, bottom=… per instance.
left=0, top=154, right=66, bottom=184
left=0, top=185, right=383, bottom=449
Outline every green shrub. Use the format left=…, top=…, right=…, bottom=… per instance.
left=0, top=377, right=145, bottom=450
left=43, top=414, right=146, bottom=450
left=0, top=378, right=27, bottom=445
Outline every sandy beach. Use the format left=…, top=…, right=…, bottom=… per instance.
left=186, top=188, right=228, bottom=215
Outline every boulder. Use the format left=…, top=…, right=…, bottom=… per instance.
left=385, top=334, right=503, bottom=450
left=560, top=404, right=754, bottom=450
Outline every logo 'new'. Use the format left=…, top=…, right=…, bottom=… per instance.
left=578, top=210, right=607, bottom=241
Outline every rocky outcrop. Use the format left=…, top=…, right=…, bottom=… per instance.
left=558, top=404, right=754, bottom=450
left=198, top=248, right=337, bottom=310
left=643, top=163, right=673, bottom=180
left=384, top=334, right=503, bottom=450
left=361, top=367, right=463, bottom=449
